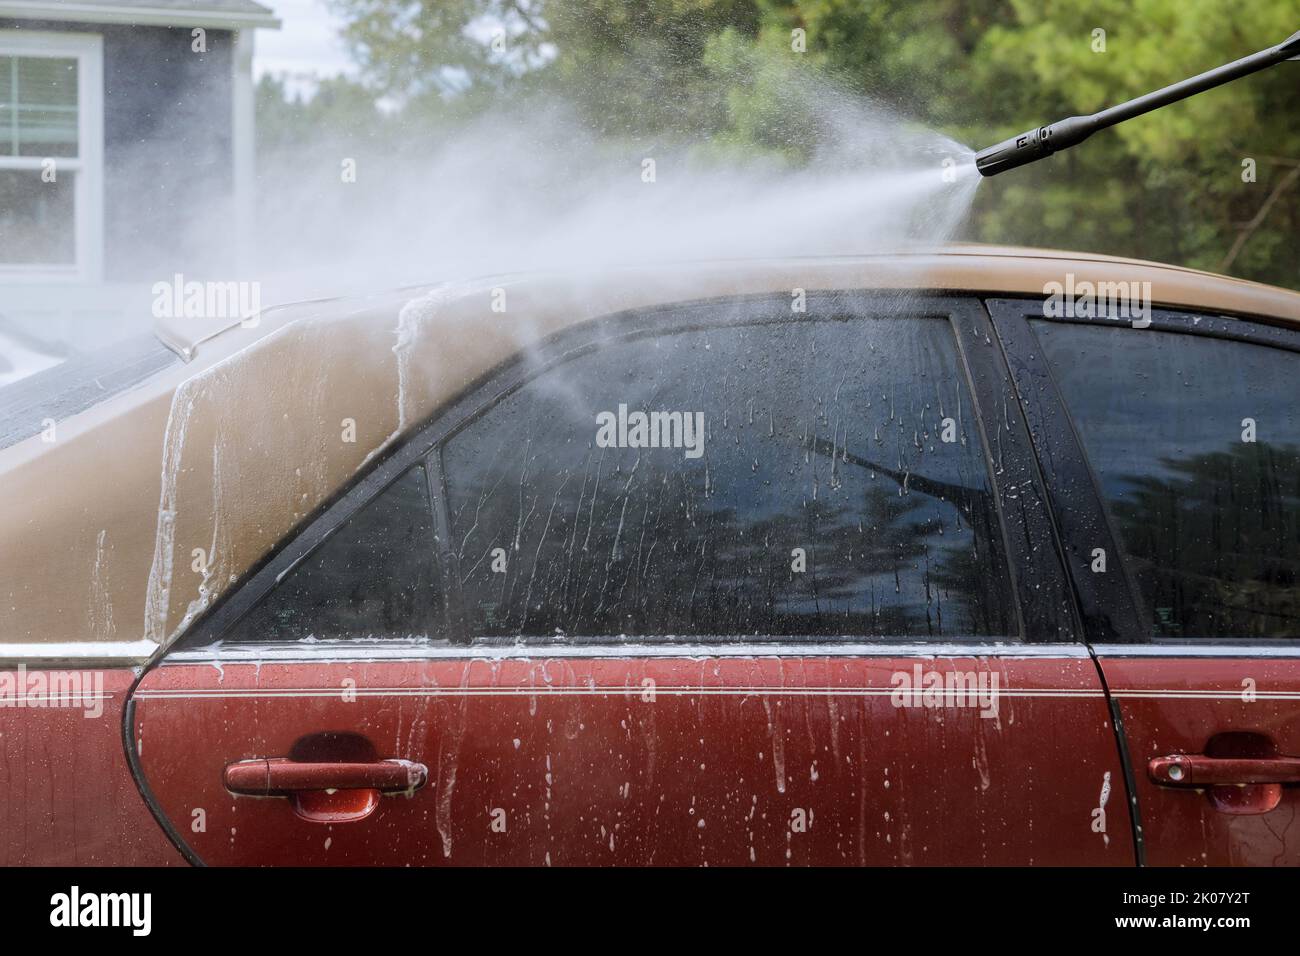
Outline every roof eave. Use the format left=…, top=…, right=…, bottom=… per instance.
left=0, top=2, right=281, bottom=30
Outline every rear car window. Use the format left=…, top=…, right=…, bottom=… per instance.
left=1033, top=319, right=1300, bottom=641
left=233, top=464, right=444, bottom=642
left=440, top=312, right=1015, bottom=643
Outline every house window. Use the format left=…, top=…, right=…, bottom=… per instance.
left=0, top=31, right=102, bottom=280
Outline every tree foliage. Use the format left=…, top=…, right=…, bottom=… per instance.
left=266, top=0, right=1300, bottom=289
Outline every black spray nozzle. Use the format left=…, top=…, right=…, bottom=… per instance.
left=976, top=29, right=1300, bottom=177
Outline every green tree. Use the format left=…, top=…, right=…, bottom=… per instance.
left=256, top=73, right=393, bottom=151
left=266, top=0, right=1300, bottom=289
left=964, top=0, right=1300, bottom=287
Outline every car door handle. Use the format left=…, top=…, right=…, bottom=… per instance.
left=224, top=757, right=428, bottom=796
left=1149, top=754, right=1300, bottom=786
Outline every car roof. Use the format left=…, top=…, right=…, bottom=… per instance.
left=3, top=245, right=1298, bottom=663
left=156, top=246, right=1300, bottom=359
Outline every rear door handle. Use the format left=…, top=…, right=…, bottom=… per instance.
left=1149, top=754, right=1300, bottom=786
left=225, top=757, right=428, bottom=796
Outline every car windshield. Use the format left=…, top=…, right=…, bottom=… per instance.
left=0, top=308, right=158, bottom=384
left=0, top=323, right=176, bottom=450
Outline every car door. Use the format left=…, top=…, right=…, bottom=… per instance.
left=126, top=292, right=1133, bottom=865
left=989, top=298, right=1300, bottom=866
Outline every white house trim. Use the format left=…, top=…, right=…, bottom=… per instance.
left=0, top=29, right=103, bottom=283
left=0, top=2, right=280, bottom=30
left=231, top=27, right=255, bottom=273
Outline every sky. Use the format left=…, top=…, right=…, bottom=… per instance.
left=252, top=0, right=354, bottom=83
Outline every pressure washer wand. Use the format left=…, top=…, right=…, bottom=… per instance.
left=975, top=30, right=1300, bottom=177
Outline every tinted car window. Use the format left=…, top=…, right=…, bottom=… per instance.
left=441, top=312, right=1014, bottom=642
left=233, top=464, right=443, bottom=642
left=1034, top=320, right=1300, bottom=641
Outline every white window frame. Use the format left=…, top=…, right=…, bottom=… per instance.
left=0, top=30, right=103, bottom=282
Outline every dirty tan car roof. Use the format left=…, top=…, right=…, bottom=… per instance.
left=3, top=246, right=1298, bottom=664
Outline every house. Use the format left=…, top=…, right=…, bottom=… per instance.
left=0, top=0, right=280, bottom=378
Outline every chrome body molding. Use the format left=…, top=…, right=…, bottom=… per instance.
left=162, top=639, right=1091, bottom=665
left=1092, top=643, right=1300, bottom=659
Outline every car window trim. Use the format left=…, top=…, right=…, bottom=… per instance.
left=177, top=291, right=1077, bottom=654
left=428, top=292, right=1056, bottom=645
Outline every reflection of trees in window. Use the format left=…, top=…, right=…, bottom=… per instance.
left=1033, top=320, right=1300, bottom=642
left=444, top=315, right=1014, bottom=642
left=449, top=444, right=1007, bottom=639
left=235, top=465, right=441, bottom=642
left=1108, top=442, right=1300, bottom=640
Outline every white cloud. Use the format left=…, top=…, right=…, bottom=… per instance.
left=253, top=0, right=356, bottom=82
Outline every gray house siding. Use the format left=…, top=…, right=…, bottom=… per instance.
left=2, top=18, right=237, bottom=281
